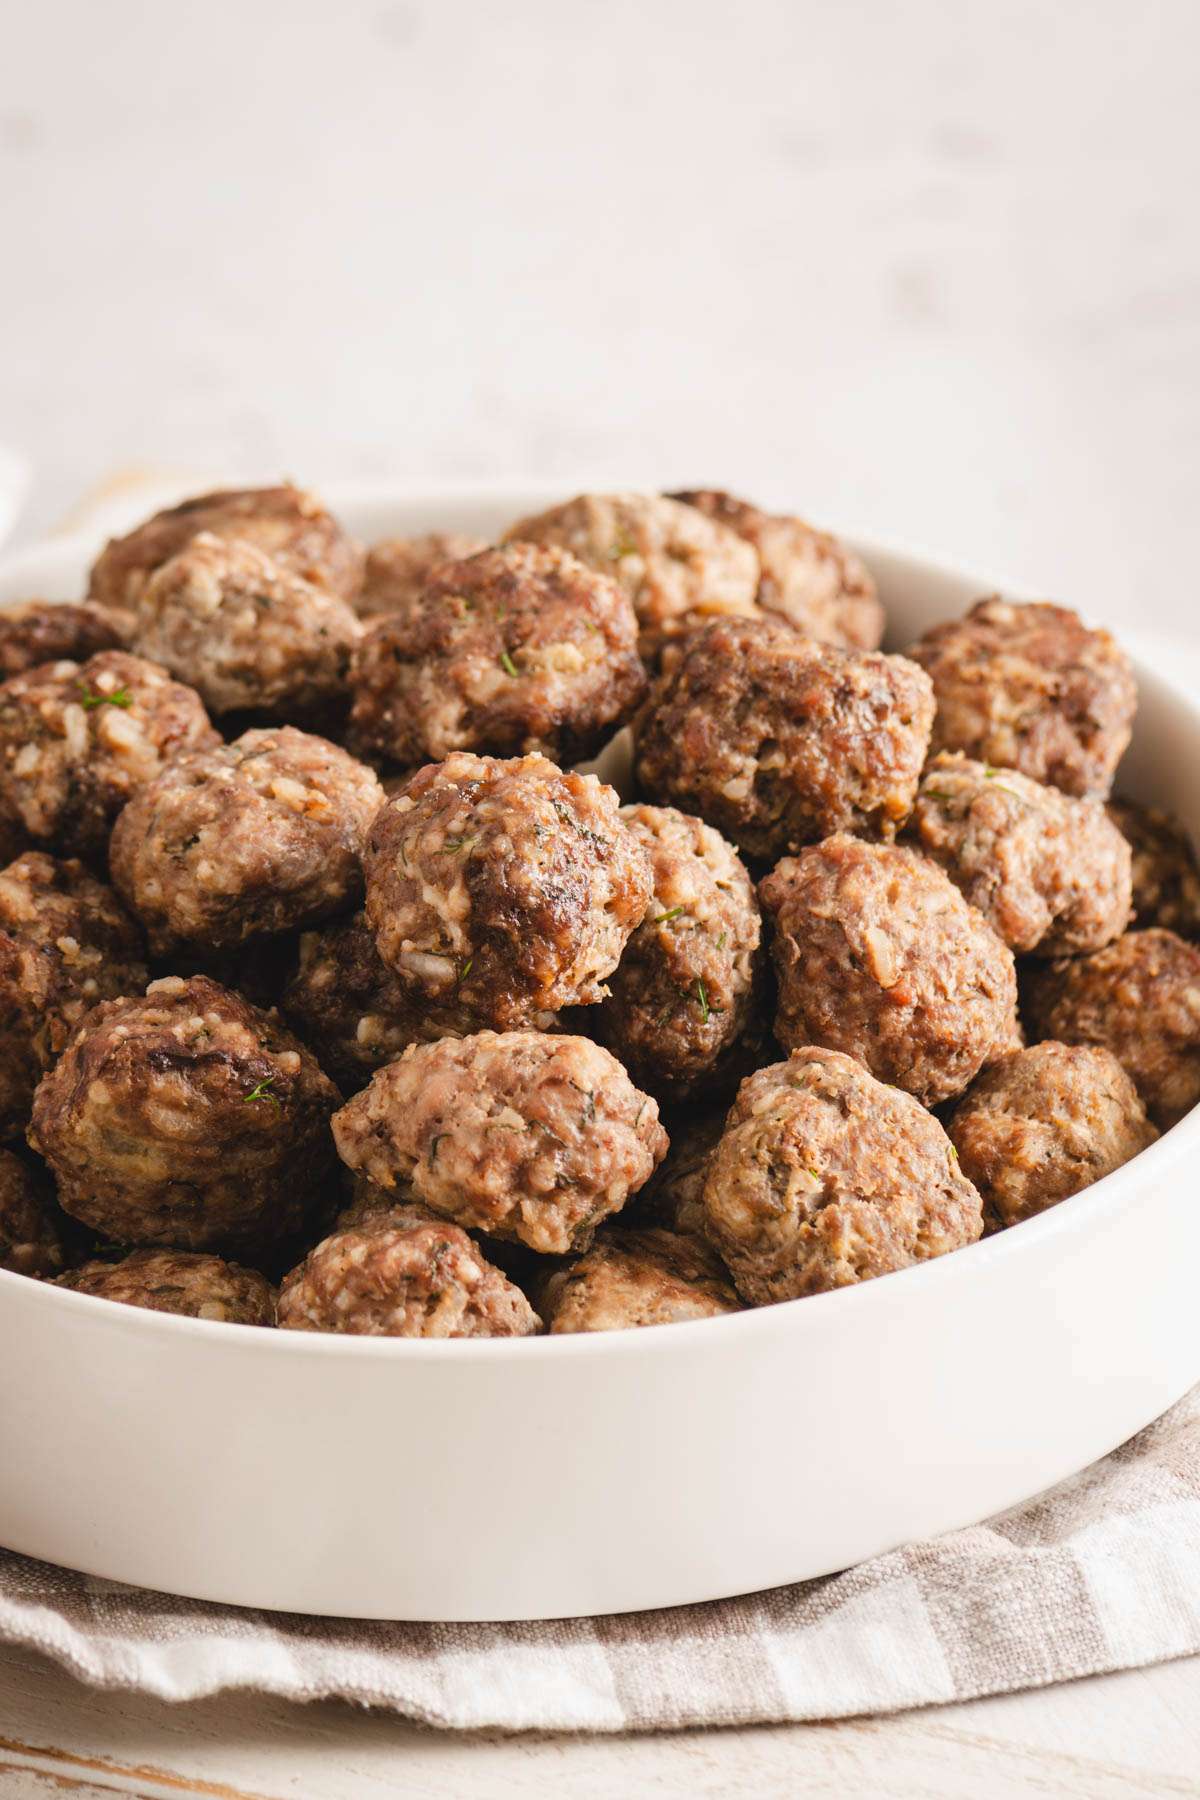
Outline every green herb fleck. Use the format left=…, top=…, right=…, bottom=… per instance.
left=716, top=930, right=727, bottom=951
left=459, top=957, right=473, bottom=981
left=444, top=835, right=476, bottom=854
left=653, top=906, right=685, bottom=925
left=608, top=533, right=637, bottom=561
left=242, top=1076, right=279, bottom=1107
left=429, top=1133, right=448, bottom=1163
left=78, top=682, right=133, bottom=711
left=923, top=788, right=957, bottom=803
left=499, top=650, right=519, bottom=678
left=948, top=1143, right=959, bottom=1161
left=695, top=978, right=710, bottom=1024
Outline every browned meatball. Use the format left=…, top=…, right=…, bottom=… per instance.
left=28, top=975, right=341, bottom=1255
left=332, top=1031, right=668, bottom=1255
left=1108, top=799, right=1200, bottom=939
left=0, top=1148, right=66, bottom=1277
left=281, top=911, right=444, bottom=1091
left=132, top=533, right=363, bottom=721
left=363, top=753, right=651, bottom=1031
left=669, top=489, right=883, bottom=650
left=907, top=597, right=1137, bottom=798
left=1024, top=930, right=1200, bottom=1128
left=702, top=1048, right=983, bottom=1303
left=540, top=1227, right=740, bottom=1333
left=760, top=836, right=1018, bottom=1106
left=635, top=1108, right=727, bottom=1237
left=0, top=601, right=125, bottom=677
left=348, top=542, right=646, bottom=769
left=503, top=492, right=760, bottom=661
left=88, top=484, right=364, bottom=613
left=633, top=616, right=934, bottom=862
left=357, top=531, right=491, bottom=618
left=595, top=805, right=764, bottom=1101
left=56, top=1248, right=276, bottom=1323
left=109, top=726, right=383, bottom=952
left=948, top=1042, right=1157, bottom=1230
left=277, top=1203, right=540, bottom=1338
left=907, top=753, right=1131, bottom=955
left=0, top=851, right=147, bottom=1139
left=0, top=651, right=218, bottom=858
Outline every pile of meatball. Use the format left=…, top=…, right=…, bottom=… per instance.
left=0, top=483, right=1196, bottom=1339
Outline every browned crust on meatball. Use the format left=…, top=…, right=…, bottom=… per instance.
left=0, top=1148, right=66, bottom=1277
left=133, top=534, right=363, bottom=722
left=1023, top=929, right=1200, bottom=1129
left=948, top=1042, right=1157, bottom=1230
left=277, top=1203, right=540, bottom=1338
left=29, top=975, right=341, bottom=1255
left=503, top=492, right=760, bottom=662
left=332, top=1031, right=668, bottom=1255
left=760, top=835, right=1018, bottom=1106
left=357, top=531, right=491, bottom=619
left=907, top=753, right=1132, bottom=955
left=0, top=851, right=147, bottom=1140
left=349, top=542, right=646, bottom=768
left=669, top=489, right=883, bottom=650
left=540, top=1226, right=740, bottom=1333
left=595, top=804, right=765, bottom=1101
left=1108, top=799, right=1200, bottom=939
left=634, top=616, right=934, bottom=862
left=702, top=1048, right=983, bottom=1303
left=109, top=726, right=383, bottom=952
left=88, top=485, right=364, bottom=612
left=907, top=597, right=1137, bottom=798
left=0, top=602, right=126, bottom=678
left=57, top=1248, right=276, bottom=1324
left=281, top=911, right=446, bottom=1091
left=0, top=652, right=219, bottom=858
left=364, top=753, right=652, bottom=1031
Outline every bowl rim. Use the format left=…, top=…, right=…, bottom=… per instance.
left=2, top=478, right=1197, bottom=1364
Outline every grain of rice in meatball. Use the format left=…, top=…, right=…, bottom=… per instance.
left=29, top=975, right=340, bottom=1255
left=56, top=1248, right=276, bottom=1324
left=760, top=835, right=1018, bottom=1106
left=1024, top=929, right=1200, bottom=1129
left=0, top=1148, right=66, bottom=1277
left=702, top=1047, right=983, bottom=1303
left=349, top=542, right=645, bottom=769
left=669, top=489, right=883, bottom=649
left=1108, top=799, right=1200, bottom=939
left=109, top=726, right=382, bottom=952
left=357, top=531, right=490, bottom=618
left=540, top=1226, right=740, bottom=1333
left=907, top=597, right=1136, bottom=798
left=363, top=752, right=651, bottom=1031
left=503, top=492, right=760, bottom=662
left=0, top=601, right=126, bottom=677
left=948, top=1041, right=1157, bottom=1230
left=908, top=753, right=1131, bottom=955
left=0, top=651, right=218, bottom=858
left=277, top=1203, right=539, bottom=1338
left=281, top=911, right=446, bottom=1091
left=634, top=616, right=934, bottom=862
left=332, top=1030, right=668, bottom=1255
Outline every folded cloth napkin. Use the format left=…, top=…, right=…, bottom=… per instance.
left=1, top=1387, right=1198, bottom=1732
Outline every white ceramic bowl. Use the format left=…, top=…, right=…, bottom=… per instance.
left=0, top=483, right=1197, bottom=1623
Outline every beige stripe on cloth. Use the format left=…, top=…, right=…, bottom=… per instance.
left=1, top=1387, right=1199, bottom=1732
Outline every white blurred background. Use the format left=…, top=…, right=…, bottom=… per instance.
left=1, top=0, right=1197, bottom=634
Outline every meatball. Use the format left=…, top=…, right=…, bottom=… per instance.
left=277, top=1203, right=540, bottom=1338
left=633, top=616, right=934, bottom=862
left=109, top=726, right=383, bottom=952
left=502, top=492, right=760, bottom=661
left=348, top=542, right=646, bottom=768
left=669, top=489, right=883, bottom=650
left=363, top=753, right=651, bottom=1030
left=332, top=1031, right=668, bottom=1255
left=88, top=484, right=364, bottom=613
left=595, top=805, right=764, bottom=1101
left=702, top=1047, right=984, bottom=1304
left=540, top=1227, right=740, bottom=1333
left=132, top=533, right=363, bottom=721
left=281, top=911, right=444, bottom=1091
left=0, top=851, right=147, bottom=1139
left=760, top=836, right=1018, bottom=1106
left=907, top=753, right=1132, bottom=955
left=907, top=597, right=1137, bottom=798
left=0, top=1149, right=66, bottom=1277
left=948, top=1042, right=1157, bottom=1231
left=0, top=601, right=125, bottom=677
left=1024, top=930, right=1200, bottom=1129
left=1108, top=799, right=1200, bottom=939
left=635, top=1108, right=727, bottom=1237
left=56, top=1248, right=276, bottom=1324
left=357, top=530, right=490, bottom=618
left=28, top=975, right=341, bottom=1255
left=0, top=652, right=218, bottom=858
